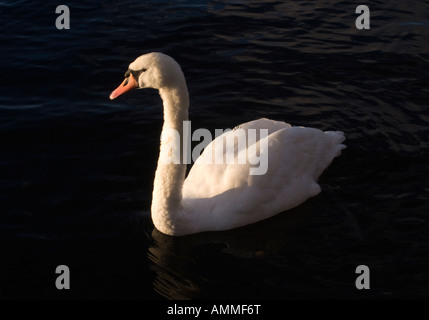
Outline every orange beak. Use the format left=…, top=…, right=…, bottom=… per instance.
left=109, top=73, right=138, bottom=100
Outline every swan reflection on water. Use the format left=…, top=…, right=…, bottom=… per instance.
left=146, top=196, right=357, bottom=300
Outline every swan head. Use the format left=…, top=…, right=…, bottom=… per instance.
left=109, top=52, right=184, bottom=100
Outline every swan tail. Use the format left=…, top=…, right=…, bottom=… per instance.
left=309, top=130, right=346, bottom=181
left=325, top=131, right=346, bottom=157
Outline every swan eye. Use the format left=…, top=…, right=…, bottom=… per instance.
left=123, top=68, right=147, bottom=85
left=130, top=69, right=147, bottom=80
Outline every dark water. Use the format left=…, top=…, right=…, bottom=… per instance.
left=1, top=0, right=428, bottom=299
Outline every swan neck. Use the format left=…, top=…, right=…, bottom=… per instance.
left=151, top=83, right=189, bottom=235
left=159, top=85, right=189, bottom=130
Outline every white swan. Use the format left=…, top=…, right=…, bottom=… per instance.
left=110, top=52, right=346, bottom=236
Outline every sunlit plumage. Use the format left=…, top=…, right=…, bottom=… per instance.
left=110, top=52, right=346, bottom=236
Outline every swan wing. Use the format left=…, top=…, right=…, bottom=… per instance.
left=183, top=118, right=291, bottom=198
left=182, top=118, right=345, bottom=232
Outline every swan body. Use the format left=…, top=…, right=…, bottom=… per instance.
left=110, top=52, right=346, bottom=236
